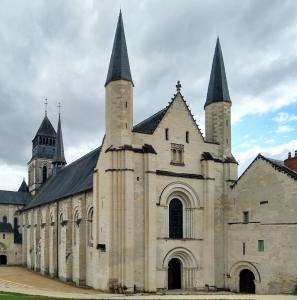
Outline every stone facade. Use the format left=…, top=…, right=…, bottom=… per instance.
left=0, top=12, right=296, bottom=296
left=0, top=204, right=22, bottom=265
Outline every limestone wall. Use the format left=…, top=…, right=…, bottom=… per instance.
left=227, top=158, right=297, bottom=293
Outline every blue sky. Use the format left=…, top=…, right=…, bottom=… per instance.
left=233, top=102, right=297, bottom=173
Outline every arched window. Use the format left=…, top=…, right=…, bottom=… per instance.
left=73, top=211, right=79, bottom=246
left=88, top=208, right=93, bottom=246
left=169, top=199, right=183, bottom=239
left=42, top=166, right=47, bottom=183
left=2, top=216, right=7, bottom=223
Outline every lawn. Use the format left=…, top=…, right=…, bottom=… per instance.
left=0, top=292, right=77, bottom=300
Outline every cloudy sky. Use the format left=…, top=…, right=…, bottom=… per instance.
left=1, top=0, right=297, bottom=190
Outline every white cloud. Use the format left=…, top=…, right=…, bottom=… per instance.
left=235, top=139, right=297, bottom=175
left=276, top=125, right=294, bottom=133
left=273, top=112, right=297, bottom=123
left=0, top=164, right=27, bottom=191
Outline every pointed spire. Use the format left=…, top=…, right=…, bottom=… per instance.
left=105, top=11, right=133, bottom=87
left=18, top=178, right=29, bottom=193
left=205, top=37, right=231, bottom=108
left=53, top=104, right=66, bottom=170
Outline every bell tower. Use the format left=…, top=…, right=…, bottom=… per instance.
left=105, top=11, right=133, bottom=147
left=204, top=37, right=232, bottom=158
left=28, top=103, right=57, bottom=194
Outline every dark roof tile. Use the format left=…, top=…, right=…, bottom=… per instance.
left=0, top=190, right=30, bottom=205
left=24, top=147, right=101, bottom=210
left=105, top=11, right=133, bottom=86
left=205, top=37, right=231, bottom=107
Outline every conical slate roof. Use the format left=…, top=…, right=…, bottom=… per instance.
left=18, top=179, right=29, bottom=193
left=205, top=37, right=231, bottom=108
left=105, top=11, right=133, bottom=86
left=34, top=115, right=56, bottom=138
left=53, top=114, right=66, bottom=165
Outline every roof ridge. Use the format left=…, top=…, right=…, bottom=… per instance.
left=57, top=146, right=100, bottom=172
left=232, top=153, right=297, bottom=189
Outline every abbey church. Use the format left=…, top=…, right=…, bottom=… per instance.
left=0, top=12, right=296, bottom=295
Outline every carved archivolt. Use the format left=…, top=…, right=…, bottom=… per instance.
left=159, top=181, right=200, bottom=208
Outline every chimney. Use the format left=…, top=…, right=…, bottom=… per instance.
left=284, top=150, right=297, bottom=172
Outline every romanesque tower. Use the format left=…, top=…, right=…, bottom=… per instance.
left=205, top=38, right=232, bottom=158
left=105, top=11, right=133, bottom=147
left=28, top=112, right=57, bottom=194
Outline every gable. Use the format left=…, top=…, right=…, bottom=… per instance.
left=232, top=154, right=297, bottom=190
left=134, top=91, right=204, bottom=142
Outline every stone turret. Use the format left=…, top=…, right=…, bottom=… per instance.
left=105, top=11, right=133, bottom=147
left=204, top=37, right=232, bottom=158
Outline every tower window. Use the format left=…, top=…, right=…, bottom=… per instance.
left=186, top=131, right=189, bottom=143
left=243, top=242, right=246, bottom=255
left=165, top=128, right=169, bottom=140
left=243, top=211, right=249, bottom=224
left=125, top=101, right=127, bottom=108
left=42, top=166, right=47, bottom=183
left=258, top=240, right=264, bottom=252
left=169, top=199, right=183, bottom=239
left=2, top=234, right=5, bottom=239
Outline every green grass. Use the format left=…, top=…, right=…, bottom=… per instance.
left=0, top=292, right=80, bottom=300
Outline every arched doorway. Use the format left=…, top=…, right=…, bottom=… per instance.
left=168, top=258, right=181, bottom=289
left=0, top=255, right=7, bottom=265
left=239, top=269, right=255, bottom=294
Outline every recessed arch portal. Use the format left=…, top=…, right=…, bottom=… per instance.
left=229, top=261, right=261, bottom=293
left=163, top=247, right=198, bottom=290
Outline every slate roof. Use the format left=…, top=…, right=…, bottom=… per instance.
left=0, top=190, right=30, bottom=205
left=53, top=114, right=66, bottom=165
left=18, top=179, right=29, bottom=193
left=24, top=147, right=101, bottom=210
left=205, top=37, right=231, bottom=108
left=105, top=11, right=133, bottom=86
left=34, top=115, right=56, bottom=139
left=232, top=154, right=297, bottom=189
left=0, top=222, right=13, bottom=233
left=133, top=108, right=167, bottom=134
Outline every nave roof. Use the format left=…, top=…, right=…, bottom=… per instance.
left=24, top=147, right=101, bottom=210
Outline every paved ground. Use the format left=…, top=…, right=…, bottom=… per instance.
left=0, top=266, right=296, bottom=299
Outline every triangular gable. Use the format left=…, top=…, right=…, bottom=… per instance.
left=232, top=153, right=297, bottom=189
left=133, top=91, right=204, bottom=140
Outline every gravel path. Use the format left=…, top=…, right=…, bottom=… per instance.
left=0, top=266, right=296, bottom=299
